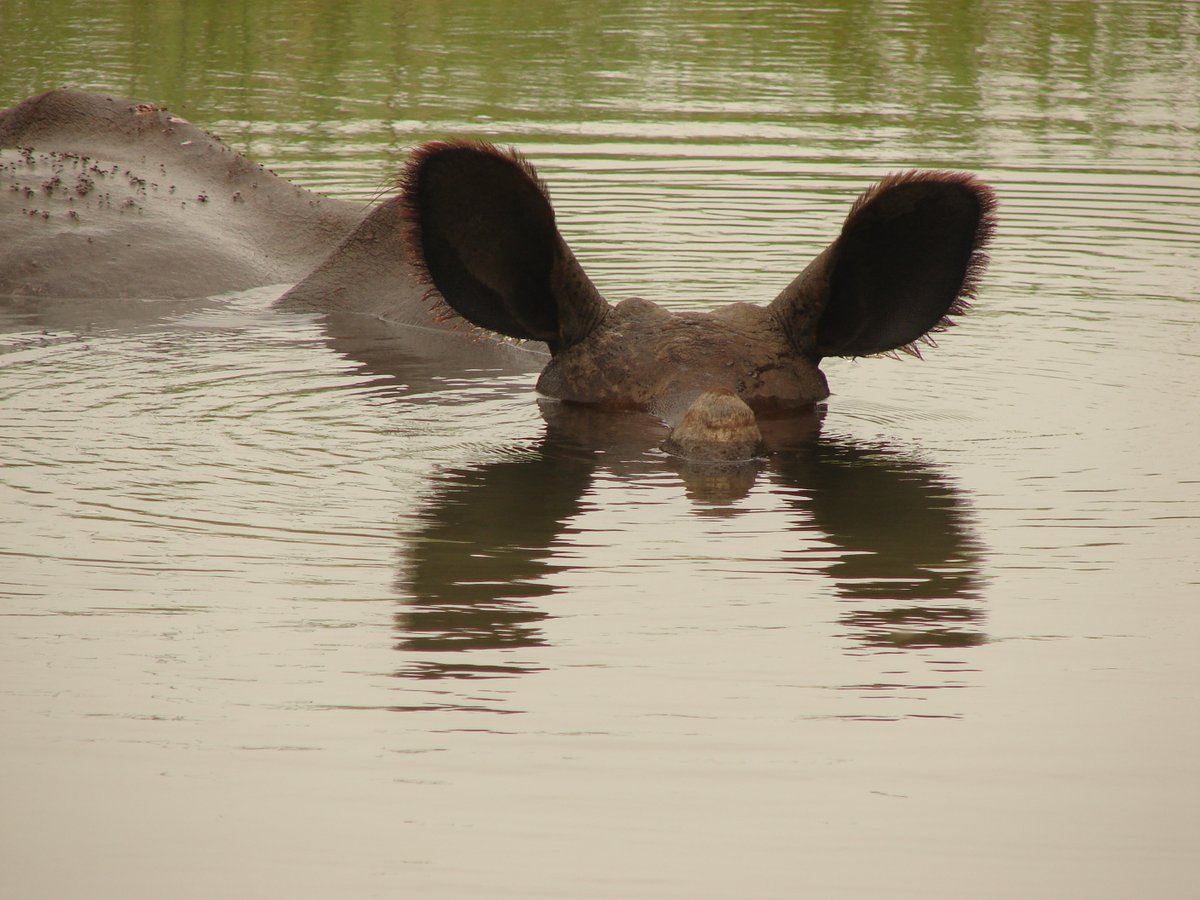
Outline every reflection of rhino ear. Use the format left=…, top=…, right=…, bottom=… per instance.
left=771, top=172, right=996, bottom=359
left=400, top=141, right=610, bottom=353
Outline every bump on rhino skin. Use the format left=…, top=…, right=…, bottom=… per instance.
left=661, top=389, right=765, bottom=462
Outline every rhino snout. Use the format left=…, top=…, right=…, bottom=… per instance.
left=661, top=389, right=764, bottom=462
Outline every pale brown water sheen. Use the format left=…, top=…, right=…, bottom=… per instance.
left=2, top=2, right=1199, bottom=898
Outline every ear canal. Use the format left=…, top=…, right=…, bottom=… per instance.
left=771, top=171, right=996, bottom=359
left=399, top=141, right=609, bottom=352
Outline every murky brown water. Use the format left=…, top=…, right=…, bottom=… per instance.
left=2, top=2, right=1199, bottom=898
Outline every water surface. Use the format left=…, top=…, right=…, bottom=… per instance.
left=2, top=2, right=1199, bottom=898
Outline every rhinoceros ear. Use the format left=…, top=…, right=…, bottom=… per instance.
left=399, top=141, right=609, bottom=353
left=771, top=172, right=996, bottom=359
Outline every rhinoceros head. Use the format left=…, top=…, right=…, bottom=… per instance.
left=400, top=141, right=995, bottom=461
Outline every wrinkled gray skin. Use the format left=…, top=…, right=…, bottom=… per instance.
left=1, top=89, right=996, bottom=461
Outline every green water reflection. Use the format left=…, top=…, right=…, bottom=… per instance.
left=4, top=0, right=1197, bottom=166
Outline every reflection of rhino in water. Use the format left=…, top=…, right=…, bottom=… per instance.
left=1, top=89, right=995, bottom=461
left=394, top=418, right=985, bottom=680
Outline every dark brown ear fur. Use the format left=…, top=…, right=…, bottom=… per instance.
left=772, top=171, right=996, bottom=359
left=399, top=141, right=608, bottom=353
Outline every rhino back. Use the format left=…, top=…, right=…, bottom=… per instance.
left=0, top=89, right=363, bottom=300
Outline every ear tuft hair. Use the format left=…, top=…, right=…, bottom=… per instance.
left=397, top=140, right=545, bottom=335
left=771, top=169, right=997, bottom=361
left=396, top=140, right=607, bottom=351
left=843, top=169, right=997, bottom=354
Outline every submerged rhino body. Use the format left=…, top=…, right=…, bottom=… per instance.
left=0, top=90, right=362, bottom=300
left=1, top=89, right=995, bottom=461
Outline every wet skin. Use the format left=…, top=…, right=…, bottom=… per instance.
left=1, top=89, right=996, bottom=461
